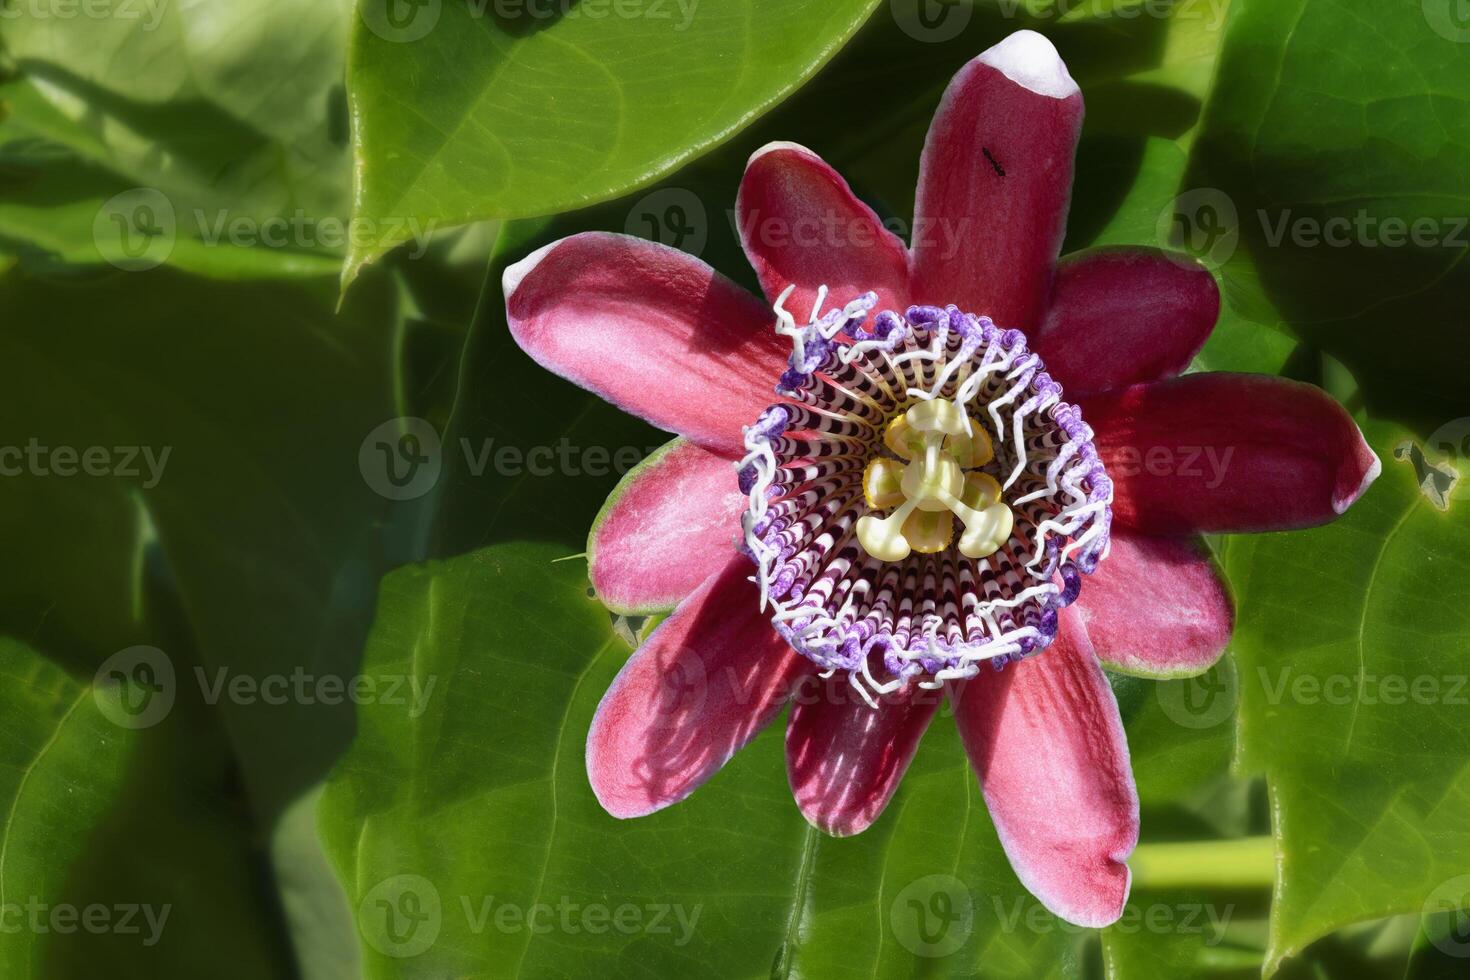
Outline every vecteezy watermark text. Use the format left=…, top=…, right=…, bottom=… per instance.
left=1107, top=444, right=1234, bottom=489
left=1259, top=209, right=1470, bottom=250
left=195, top=666, right=437, bottom=717
left=359, top=417, right=665, bottom=501
left=992, top=895, right=1235, bottom=943
left=0, top=0, right=168, bottom=29
left=732, top=208, right=975, bottom=262
left=624, top=188, right=981, bottom=261
left=93, top=188, right=436, bottom=272
left=0, top=898, right=170, bottom=947
left=1155, top=662, right=1470, bottom=733
left=886, top=874, right=1234, bottom=959
left=357, top=875, right=701, bottom=958
left=1160, top=189, right=1470, bottom=267
left=0, top=440, right=170, bottom=488
left=93, top=646, right=437, bottom=729
left=1256, top=667, right=1468, bottom=707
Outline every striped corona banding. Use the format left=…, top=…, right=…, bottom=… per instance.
left=737, top=286, right=1113, bottom=705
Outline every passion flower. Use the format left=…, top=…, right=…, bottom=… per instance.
left=503, top=31, right=1379, bottom=927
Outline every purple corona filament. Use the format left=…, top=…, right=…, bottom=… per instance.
left=737, top=286, right=1113, bottom=706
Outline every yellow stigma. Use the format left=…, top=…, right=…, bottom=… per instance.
left=855, top=402, right=1012, bottom=563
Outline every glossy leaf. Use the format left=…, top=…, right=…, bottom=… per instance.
left=0, top=638, right=134, bottom=975
left=320, top=541, right=1082, bottom=977
left=342, top=0, right=883, bottom=282
left=1187, top=0, right=1470, bottom=427
left=1227, top=423, right=1470, bottom=972
left=0, top=0, right=352, bottom=275
left=0, top=266, right=411, bottom=974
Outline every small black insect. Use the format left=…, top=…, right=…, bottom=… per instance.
left=982, top=147, right=1005, bottom=177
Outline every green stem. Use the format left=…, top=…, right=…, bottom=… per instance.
left=1130, top=836, right=1276, bottom=890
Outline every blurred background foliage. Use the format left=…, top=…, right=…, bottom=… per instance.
left=1, top=0, right=1469, bottom=976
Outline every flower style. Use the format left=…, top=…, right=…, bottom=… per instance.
left=502, top=31, right=1379, bottom=927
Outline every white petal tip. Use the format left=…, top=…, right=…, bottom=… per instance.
left=747, top=140, right=817, bottom=166
left=977, top=30, right=1078, bottom=100
left=1335, top=447, right=1382, bottom=514
left=502, top=240, right=560, bottom=300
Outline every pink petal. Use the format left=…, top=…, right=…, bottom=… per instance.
left=785, top=677, right=941, bottom=836
left=1073, top=530, right=1233, bottom=678
left=737, top=142, right=911, bottom=319
left=586, top=555, right=809, bottom=818
left=589, top=439, right=745, bottom=615
left=953, top=612, right=1137, bottom=928
left=911, top=30, right=1083, bottom=330
left=504, top=232, right=787, bottom=456
left=1033, top=247, right=1220, bottom=397
left=1081, top=373, right=1382, bottom=534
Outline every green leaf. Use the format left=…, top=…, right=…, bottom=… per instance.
left=1186, top=0, right=1470, bottom=427
left=0, top=0, right=353, bottom=276
left=0, top=637, right=135, bottom=975
left=0, top=266, right=414, bottom=974
left=1190, top=314, right=1296, bottom=378
left=1225, top=422, right=1470, bottom=973
left=320, top=541, right=1081, bottom=977
left=0, top=631, right=284, bottom=977
left=0, top=267, right=404, bottom=810
left=341, top=0, right=883, bottom=284
left=1101, top=884, right=1267, bottom=980
left=1112, top=668, right=1243, bottom=829
left=0, top=109, right=342, bottom=280
left=0, top=635, right=299, bottom=977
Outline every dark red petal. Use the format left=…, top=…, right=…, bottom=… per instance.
left=1082, top=373, right=1381, bottom=534
left=504, top=232, right=786, bottom=457
left=1075, top=530, right=1233, bottom=677
left=588, top=439, right=744, bottom=615
left=953, top=613, right=1137, bottom=927
left=586, top=556, right=809, bottom=818
left=785, top=677, right=941, bottom=836
left=737, top=142, right=910, bottom=318
left=1034, top=247, right=1220, bottom=396
left=911, top=30, right=1083, bottom=330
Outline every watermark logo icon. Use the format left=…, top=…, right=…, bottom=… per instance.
left=890, top=874, right=973, bottom=957
left=93, top=646, right=175, bottom=730
left=1424, top=0, right=1470, bottom=42
left=361, top=0, right=442, bottom=43
left=359, top=875, right=442, bottom=958
left=1423, top=874, right=1470, bottom=956
left=94, top=188, right=176, bottom=271
left=890, top=0, right=972, bottom=43
left=359, top=418, right=443, bottom=501
left=1157, top=662, right=1236, bottom=730
left=625, top=187, right=708, bottom=257
left=1157, top=188, right=1239, bottom=268
left=645, top=646, right=709, bottom=734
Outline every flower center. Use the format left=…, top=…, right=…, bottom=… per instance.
left=738, top=287, right=1112, bottom=704
left=855, top=399, right=1014, bottom=563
